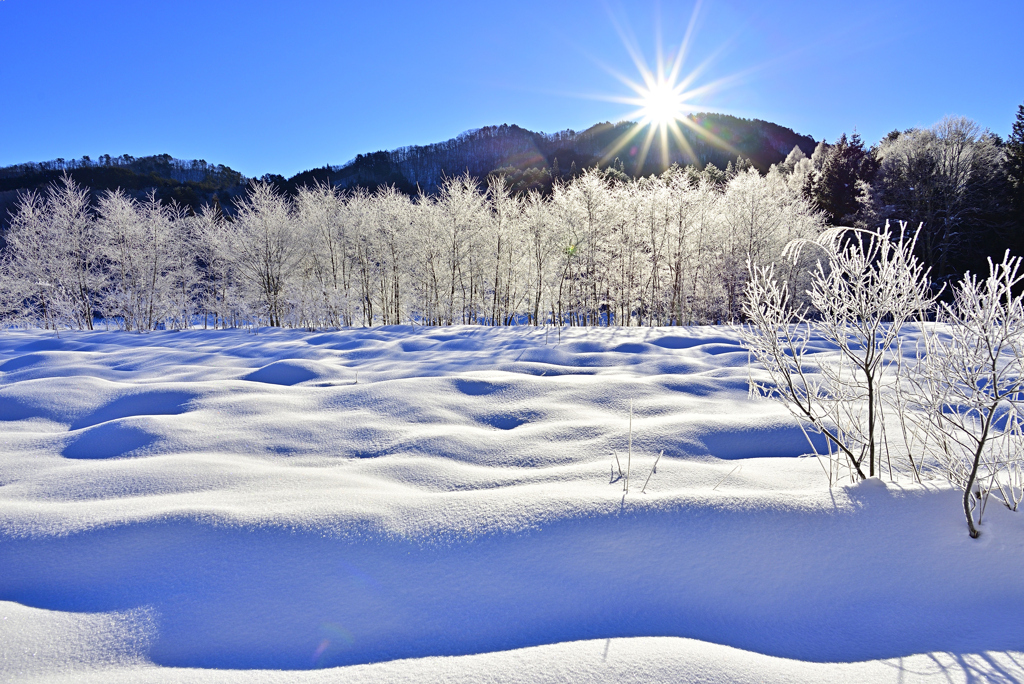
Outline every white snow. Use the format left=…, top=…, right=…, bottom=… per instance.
left=1, top=325, right=1022, bottom=682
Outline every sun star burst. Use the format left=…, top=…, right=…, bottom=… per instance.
left=594, top=3, right=743, bottom=174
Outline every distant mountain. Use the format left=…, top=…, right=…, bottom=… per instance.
left=0, top=114, right=817, bottom=232
left=287, top=114, right=817, bottom=194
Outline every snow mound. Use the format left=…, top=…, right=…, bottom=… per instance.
left=243, top=359, right=353, bottom=386
left=62, top=419, right=162, bottom=459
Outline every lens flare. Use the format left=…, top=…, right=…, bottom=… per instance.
left=312, top=622, right=356, bottom=667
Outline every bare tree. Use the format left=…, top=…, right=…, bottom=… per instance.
left=232, top=182, right=301, bottom=327
left=742, top=222, right=935, bottom=483
left=910, top=253, right=1024, bottom=537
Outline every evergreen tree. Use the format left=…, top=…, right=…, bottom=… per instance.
left=810, top=133, right=877, bottom=225
left=1006, top=104, right=1024, bottom=240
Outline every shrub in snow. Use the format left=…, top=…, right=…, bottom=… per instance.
left=742, top=222, right=934, bottom=485
left=745, top=223, right=1024, bottom=538
left=907, top=253, right=1024, bottom=538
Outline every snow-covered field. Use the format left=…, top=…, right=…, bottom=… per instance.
left=1, top=325, right=1022, bottom=683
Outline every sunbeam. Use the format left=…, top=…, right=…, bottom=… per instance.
left=595, top=2, right=749, bottom=174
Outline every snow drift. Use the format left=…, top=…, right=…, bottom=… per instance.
left=1, top=325, right=1022, bottom=682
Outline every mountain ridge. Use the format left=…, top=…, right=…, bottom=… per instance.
left=0, top=113, right=817, bottom=228
left=286, top=114, right=816, bottom=194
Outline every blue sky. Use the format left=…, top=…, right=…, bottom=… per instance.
left=2, top=0, right=1021, bottom=178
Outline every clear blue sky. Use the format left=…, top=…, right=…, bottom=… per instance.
left=2, top=0, right=1021, bottom=178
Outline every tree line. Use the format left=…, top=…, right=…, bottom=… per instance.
left=801, top=110, right=1024, bottom=281
left=286, top=115, right=816, bottom=196
left=0, top=163, right=821, bottom=330
left=1, top=108, right=1022, bottom=332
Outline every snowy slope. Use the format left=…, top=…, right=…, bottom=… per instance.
left=1, top=326, right=1022, bottom=682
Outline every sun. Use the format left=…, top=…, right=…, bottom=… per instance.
left=638, top=78, right=686, bottom=127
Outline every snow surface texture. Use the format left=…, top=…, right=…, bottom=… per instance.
left=1, top=325, right=1022, bottom=682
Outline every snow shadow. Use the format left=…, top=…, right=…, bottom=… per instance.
left=69, top=390, right=197, bottom=430
left=698, top=423, right=829, bottom=459
left=3, top=495, right=1021, bottom=671
left=62, top=421, right=162, bottom=459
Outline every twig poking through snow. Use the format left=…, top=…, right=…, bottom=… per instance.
left=612, top=452, right=624, bottom=481
left=624, top=400, right=633, bottom=493
left=713, top=464, right=741, bottom=491
left=642, top=450, right=664, bottom=494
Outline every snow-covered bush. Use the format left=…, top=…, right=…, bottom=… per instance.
left=742, top=222, right=935, bottom=484
left=908, top=253, right=1024, bottom=537
left=744, top=222, right=1024, bottom=538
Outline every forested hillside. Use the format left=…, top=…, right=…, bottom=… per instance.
left=0, top=113, right=814, bottom=228
left=0, top=154, right=249, bottom=242
left=286, top=114, right=816, bottom=195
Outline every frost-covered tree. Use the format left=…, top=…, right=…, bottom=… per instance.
left=295, top=181, right=358, bottom=327
left=552, top=168, right=615, bottom=325
left=371, top=187, right=415, bottom=326
left=434, top=174, right=487, bottom=325
left=164, top=202, right=199, bottom=330
left=780, top=145, right=807, bottom=175
left=871, top=116, right=1005, bottom=279
left=232, top=182, right=301, bottom=327
left=742, top=223, right=934, bottom=483
left=192, top=204, right=241, bottom=329
left=910, top=253, right=1024, bottom=537
left=522, top=190, right=559, bottom=325
left=1, top=191, right=63, bottom=328
left=52, top=176, right=106, bottom=329
left=2, top=176, right=104, bottom=329
left=1, top=160, right=843, bottom=330
left=405, top=191, right=445, bottom=326
left=639, top=177, right=672, bottom=326
left=719, top=168, right=823, bottom=322
left=97, top=191, right=189, bottom=331
left=485, top=174, right=526, bottom=325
